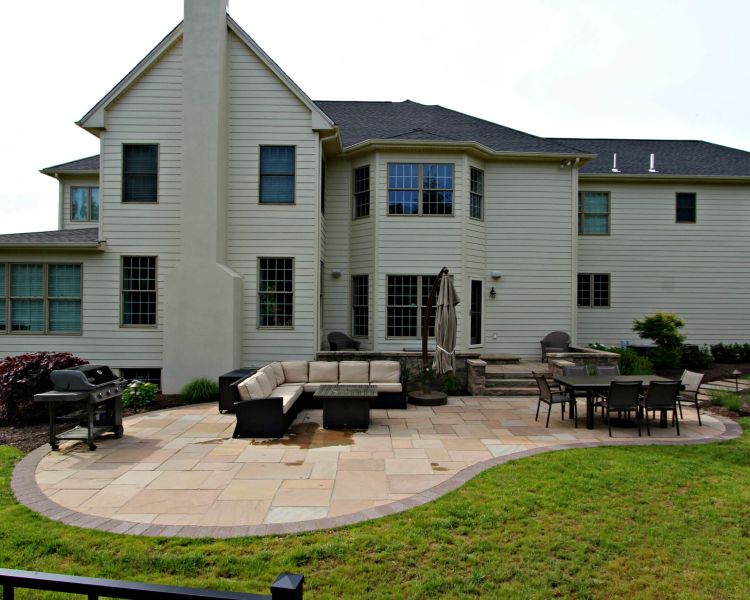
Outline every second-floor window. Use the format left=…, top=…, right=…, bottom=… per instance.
left=260, top=146, right=295, bottom=203
left=676, top=192, right=697, bottom=223
left=578, top=191, right=610, bottom=235
left=470, top=167, right=484, bottom=220
left=71, top=187, right=100, bottom=222
left=388, top=163, right=453, bottom=215
left=0, top=263, right=82, bottom=334
left=353, top=165, right=370, bottom=218
left=123, top=144, right=158, bottom=203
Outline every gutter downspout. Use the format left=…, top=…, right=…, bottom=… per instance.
left=570, top=161, right=579, bottom=345
left=317, top=130, right=339, bottom=353
left=56, top=174, right=63, bottom=230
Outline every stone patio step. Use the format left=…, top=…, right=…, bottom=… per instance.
left=485, top=377, right=540, bottom=388
left=485, top=386, right=539, bottom=396
left=479, top=354, right=521, bottom=365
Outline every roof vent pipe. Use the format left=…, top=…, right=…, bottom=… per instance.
left=648, top=153, right=658, bottom=173
left=611, top=153, right=620, bottom=173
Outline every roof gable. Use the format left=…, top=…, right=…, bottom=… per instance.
left=78, top=14, right=333, bottom=134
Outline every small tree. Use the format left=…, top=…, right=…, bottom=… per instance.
left=633, top=312, right=686, bottom=368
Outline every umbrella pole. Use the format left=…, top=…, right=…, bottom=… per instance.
left=422, top=267, right=449, bottom=379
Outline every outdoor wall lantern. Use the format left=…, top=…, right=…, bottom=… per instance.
left=491, top=271, right=503, bottom=279
left=489, top=287, right=497, bottom=299
left=331, top=269, right=342, bottom=279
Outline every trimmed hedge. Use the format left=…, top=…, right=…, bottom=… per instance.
left=0, top=352, right=88, bottom=426
left=711, top=343, right=750, bottom=363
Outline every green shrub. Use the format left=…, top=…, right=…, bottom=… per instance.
left=711, top=343, right=750, bottom=363
left=180, top=378, right=219, bottom=404
left=0, top=352, right=88, bottom=426
left=440, top=372, right=465, bottom=394
left=681, top=345, right=714, bottom=369
left=709, top=390, right=744, bottom=412
left=122, top=380, right=158, bottom=410
left=633, top=312, right=685, bottom=368
left=611, top=348, right=655, bottom=375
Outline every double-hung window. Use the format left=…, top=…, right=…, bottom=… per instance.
left=577, top=273, right=610, bottom=307
left=71, top=187, right=100, bottom=221
left=351, top=275, right=369, bottom=337
left=259, top=258, right=294, bottom=327
left=470, top=167, right=484, bottom=220
left=260, top=146, right=295, bottom=203
left=386, top=275, right=439, bottom=337
left=353, top=165, right=370, bottom=218
left=121, top=257, right=157, bottom=326
left=123, top=144, right=158, bottom=202
left=676, top=192, right=696, bottom=223
left=578, top=191, right=610, bottom=234
left=0, top=263, right=82, bottom=334
left=388, top=163, right=453, bottom=215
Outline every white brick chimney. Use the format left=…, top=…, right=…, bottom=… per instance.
left=162, top=0, right=242, bottom=393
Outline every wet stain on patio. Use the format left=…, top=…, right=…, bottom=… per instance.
left=250, top=422, right=355, bottom=449
left=431, top=462, right=449, bottom=472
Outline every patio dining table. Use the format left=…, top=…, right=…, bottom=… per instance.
left=553, top=375, right=677, bottom=430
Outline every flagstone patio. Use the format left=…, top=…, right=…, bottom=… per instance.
left=12, top=396, right=739, bottom=538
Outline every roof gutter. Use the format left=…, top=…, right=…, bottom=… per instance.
left=579, top=173, right=750, bottom=184
left=340, top=139, right=597, bottom=163
left=0, top=241, right=107, bottom=251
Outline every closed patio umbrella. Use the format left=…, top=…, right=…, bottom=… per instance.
left=432, top=274, right=460, bottom=375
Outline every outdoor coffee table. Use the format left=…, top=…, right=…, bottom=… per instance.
left=315, top=384, right=377, bottom=429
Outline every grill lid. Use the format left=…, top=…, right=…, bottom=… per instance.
left=50, top=365, right=118, bottom=390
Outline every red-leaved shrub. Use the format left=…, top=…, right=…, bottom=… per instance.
left=0, top=352, right=88, bottom=426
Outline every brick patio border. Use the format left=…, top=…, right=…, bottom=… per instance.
left=11, top=416, right=742, bottom=538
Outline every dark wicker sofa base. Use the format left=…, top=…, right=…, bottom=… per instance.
left=230, top=383, right=407, bottom=438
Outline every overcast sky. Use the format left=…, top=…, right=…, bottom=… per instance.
left=1, top=0, right=748, bottom=233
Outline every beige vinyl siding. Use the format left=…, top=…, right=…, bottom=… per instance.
left=373, top=152, right=466, bottom=351
left=483, top=161, right=575, bottom=357
left=464, top=157, right=486, bottom=348
left=61, top=175, right=100, bottom=230
left=577, top=181, right=750, bottom=346
left=56, top=37, right=185, bottom=368
left=225, top=32, right=319, bottom=364
left=0, top=252, right=161, bottom=369
left=321, top=157, right=355, bottom=346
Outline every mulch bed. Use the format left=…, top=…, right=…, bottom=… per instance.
left=0, top=395, right=190, bottom=453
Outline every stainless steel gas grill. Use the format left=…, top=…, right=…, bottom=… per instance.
left=33, top=365, right=127, bottom=451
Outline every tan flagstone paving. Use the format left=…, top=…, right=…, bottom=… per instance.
left=24, top=395, right=732, bottom=533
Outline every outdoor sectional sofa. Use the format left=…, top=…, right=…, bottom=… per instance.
left=229, top=360, right=406, bottom=438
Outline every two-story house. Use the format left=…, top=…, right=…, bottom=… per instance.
left=2, top=0, right=749, bottom=393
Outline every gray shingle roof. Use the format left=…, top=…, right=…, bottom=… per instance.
left=314, top=100, right=582, bottom=155
left=41, top=155, right=100, bottom=175
left=550, top=138, right=750, bottom=177
left=0, top=228, right=100, bottom=245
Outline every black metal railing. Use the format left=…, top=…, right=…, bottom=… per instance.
left=0, top=568, right=303, bottom=600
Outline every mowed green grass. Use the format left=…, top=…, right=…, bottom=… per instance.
left=1, top=421, right=750, bottom=599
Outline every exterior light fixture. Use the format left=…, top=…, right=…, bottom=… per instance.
left=489, top=287, right=496, bottom=299
left=331, top=269, right=342, bottom=279
left=490, top=271, right=502, bottom=279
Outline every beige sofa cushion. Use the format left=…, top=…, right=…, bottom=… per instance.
left=237, top=377, right=252, bottom=401
left=241, top=376, right=265, bottom=400
left=275, top=384, right=303, bottom=414
left=255, top=371, right=275, bottom=397
left=268, top=362, right=285, bottom=386
left=339, top=361, right=369, bottom=383
left=369, top=360, right=401, bottom=383
left=282, top=361, right=309, bottom=383
left=371, top=382, right=402, bottom=393
left=303, top=382, right=328, bottom=393
left=309, top=361, right=339, bottom=383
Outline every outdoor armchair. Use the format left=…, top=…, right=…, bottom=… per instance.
left=328, top=331, right=361, bottom=351
left=533, top=371, right=577, bottom=428
left=678, top=370, right=704, bottom=426
left=600, top=380, right=642, bottom=437
left=638, top=380, right=681, bottom=436
left=540, top=331, right=571, bottom=362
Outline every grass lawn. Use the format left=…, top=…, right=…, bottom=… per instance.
left=1, top=422, right=750, bottom=599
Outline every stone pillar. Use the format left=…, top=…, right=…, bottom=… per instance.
left=467, top=359, right=486, bottom=395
